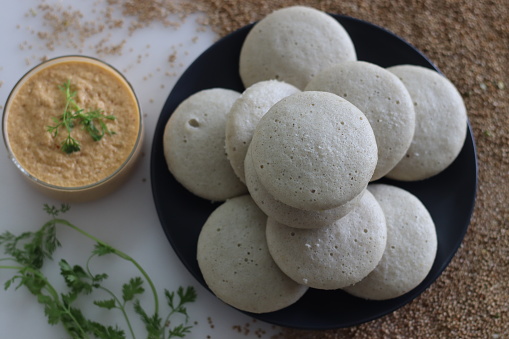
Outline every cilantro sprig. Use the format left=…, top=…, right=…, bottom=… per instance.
left=0, top=204, right=196, bottom=339
left=47, top=80, right=116, bottom=154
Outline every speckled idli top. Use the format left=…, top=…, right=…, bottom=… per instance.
left=386, top=65, right=467, bottom=181
left=305, top=61, right=416, bottom=180
left=239, top=6, right=357, bottom=89
left=244, top=143, right=365, bottom=229
left=250, top=91, right=377, bottom=211
left=266, top=189, right=387, bottom=290
left=163, top=88, right=247, bottom=201
left=225, top=80, right=300, bottom=183
left=197, top=195, right=308, bottom=313
left=344, top=183, right=437, bottom=300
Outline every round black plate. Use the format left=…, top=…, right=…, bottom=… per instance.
left=150, top=14, right=478, bottom=329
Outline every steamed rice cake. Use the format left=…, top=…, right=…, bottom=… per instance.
left=250, top=91, right=377, bottom=211
left=386, top=65, right=467, bottom=181
left=239, top=6, right=357, bottom=89
left=197, top=195, right=308, bottom=313
left=244, top=143, right=365, bottom=229
left=163, top=88, right=247, bottom=201
left=225, top=80, right=300, bottom=183
left=343, top=183, right=437, bottom=300
left=266, top=189, right=387, bottom=290
left=305, top=61, right=416, bottom=180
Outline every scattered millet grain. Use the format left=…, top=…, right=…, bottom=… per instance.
left=25, top=0, right=213, bottom=61
left=207, top=316, right=215, bottom=329
left=168, top=52, right=177, bottom=64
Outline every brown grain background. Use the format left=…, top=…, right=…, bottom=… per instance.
left=196, top=0, right=509, bottom=338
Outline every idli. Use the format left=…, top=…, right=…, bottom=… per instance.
left=225, top=80, right=300, bottom=183
left=386, top=65, right=467, bottom=181
left=250, top=91, right=378, bottom=211
left=343, top=183, right=437, bottom=300
left=163, top=88, right=247, bottom=201
left=305, top=61, right=416, bottom=180
left=239, top=6, right=356, bottom=89
left=244, top=143, right=365, bottom=229
left=197, top=195, right=308, bottom=313
left=266, top=190, right=387, bottom=290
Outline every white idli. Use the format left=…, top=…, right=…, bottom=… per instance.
left=239, top=6, right=356, bottom=89
left=386, top=65, right=467, bottom=181
left=250, top=91, right=378, bottom=211
left=266, top=190, right=387, bottom=290
left=343, top=183, right=437, bottom=300
left=244, top=143, right=365, bottom=229
left=305, top=61, right=416, bottom=180
left=225, top=80, right=300, bottom=183
left=197, top=195, right=308, bottom=313
left=163, top=88, right=247, bottom=201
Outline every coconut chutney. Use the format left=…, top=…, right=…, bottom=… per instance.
left=3, top=56, right=142, bottom=200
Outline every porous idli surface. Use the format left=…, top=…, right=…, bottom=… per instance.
left=266, top=190, right=387, bottom=290
left=197, top=195, right=308, bottom=313
left=305, top=61, right=416, bottom=180
left=225, top=80, right=300, bottom=183
left=163, top=88, right=247, bottom=201
left=244, top=144, right=364, bottom=229
left=343, top=184, right=437, bottom=300
left=250, top=91, right=378, bottom=211
left=239, top=6, right=357, bottom=90
left=386, top=65, right=467, bottom=181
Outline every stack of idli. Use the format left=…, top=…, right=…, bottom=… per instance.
left=162, top=5, right=466, bottom=314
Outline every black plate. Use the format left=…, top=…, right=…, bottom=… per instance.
left=150, top=14, right=478, bottom=329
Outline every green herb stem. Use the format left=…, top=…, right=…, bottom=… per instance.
left=0, top=263, right=25, bottom=270
left=99, top=284, right=136, bottom=339
left=54, top=218, right=160, bottom=316
left=85, top=254, right=137, bottom=339
left=0, top=264, right=89, bottom=339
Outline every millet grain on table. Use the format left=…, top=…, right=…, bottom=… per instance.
left=193, top=1, right=508, bottom=338
left=22, top=0, right=508, bottom=338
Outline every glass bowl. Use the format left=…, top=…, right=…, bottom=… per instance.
left=2, top=55, right=144, bottom=202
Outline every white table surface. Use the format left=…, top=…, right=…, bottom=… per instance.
left=0, top=1, right=281, bottom=338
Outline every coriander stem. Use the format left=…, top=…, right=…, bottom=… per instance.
left=61, top=81, right=74, bottom=136
left=0, top=264, right=23, bottom=270
left=116, top=252, right=160, bottom=316
left=86, top=254, right=137, bottom=339
left=0, top=264, right=90, bottom=339
left=162, top=309, right=178, bottom=339
left=99, top=285, right=137, bottom=339
left=54, top=219, right=160, bottom=315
